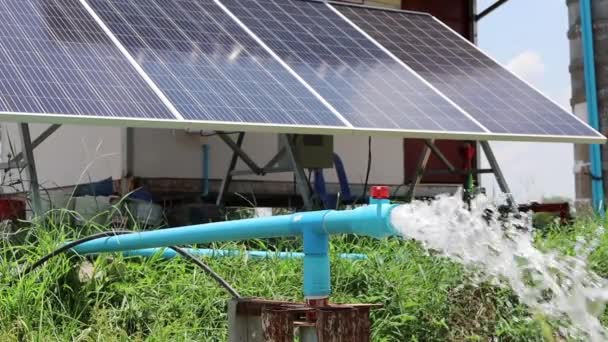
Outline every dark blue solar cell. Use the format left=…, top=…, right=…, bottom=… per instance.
left=336, top=4, right=603, bottom=139
left=220, top=0, right=486, bottom=134
left=0, top=0, right=174, bottom=119
left=87, top=0, right=345, bottom=127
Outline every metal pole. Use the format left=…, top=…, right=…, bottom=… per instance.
left=405, top=141, right=433, bottom=202
left=216, top=132, right=245, bottom=207
left=480, top=141, right=518, bottom=214
left=475, top=0, right=510, bottom=21
left=282, top=134, right=313, bottom=210
left=18, top=123, right=42, bottom=217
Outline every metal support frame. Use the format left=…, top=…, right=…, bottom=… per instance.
left=217, top=132, right=263, bottom=175
left=479, top=141, right=518, bottom=214
left=475, top=0, right=510, bottom=21
left=282, top=134, right=313, bottom=210
left=17, top=123, right=42, bottom=217
left=215, top=133, right=313, bottom=209
left=405, top=139, right=433, bottom=202
left=404, top=140, right=518, bottom=213
left=216, top=132, right=245, bottom=207
left=424, top=139, right=455, bottom=173
left=0, top=124, right=61, bottom=169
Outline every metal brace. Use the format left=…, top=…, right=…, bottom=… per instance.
left=216, top=133, right=313, bottom=209
left=404, top=140, right=518, bottom=213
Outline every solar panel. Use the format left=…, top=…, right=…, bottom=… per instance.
left=0, top=0, right=175, bottom=120
left=86, top=0, right=348, bottom=128
left=220, top=0, right=489, bottom=136
left=334, top=3, right=604, bottom=141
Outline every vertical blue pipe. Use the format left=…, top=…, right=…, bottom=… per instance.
left=580, top=0, right=605, bottom=214
left=202, top=144, right=210, bottom=197
left=303, top=225, right=330, bottom=298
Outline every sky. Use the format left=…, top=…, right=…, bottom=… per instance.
left=476, top=0, right=577, bottom=202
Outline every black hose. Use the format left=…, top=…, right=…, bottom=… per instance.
left=19, top=230, right=134, bottom=276
left=170, top=247, right=240, bottom=298
left=19, top=230, right=241, bottom=298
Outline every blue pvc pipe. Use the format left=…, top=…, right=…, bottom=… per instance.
left=71, top=202, right=396, bottom=298
left=580, top=0, right=605, bottom=214
left=202, top=144, right=210, bottom=197
left=118, top=248, right=368, bottom=260
left=72, top=203, right=396, bottom=255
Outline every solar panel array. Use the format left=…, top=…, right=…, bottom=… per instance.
left=0, top=0, right=602, bottom=143
left=0, top=0, right=174, bottom=119
left=335, top=3, right=603, bottom=138
left=222, top=0, right=485, bottom=133
left=87, top=0, right=345, bottom=127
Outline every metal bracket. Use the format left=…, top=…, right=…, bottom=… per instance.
left=215, top=133, right=313, bottom=209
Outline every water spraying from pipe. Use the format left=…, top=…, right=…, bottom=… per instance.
left=391, top=192, right=608, bottom=341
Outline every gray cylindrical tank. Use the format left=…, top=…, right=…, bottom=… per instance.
left=567, top=0, right=608, bottom=206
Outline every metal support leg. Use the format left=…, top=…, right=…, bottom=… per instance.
left=424, top=139, right=455, bottom=172
left=1, top=124, right=61, bottom=169
left=216, top=132, right=245, bottom=207
left=18, top=123, right=42, bottom=217
left=217, top=132, right=263, bottom=175
left=263, top=147, right=286, bottom=170
left=282, top=134, right=313, bottom=210
left=405, top=140, right=433, bottom=202
left=480, top=141, right=518, bottom=214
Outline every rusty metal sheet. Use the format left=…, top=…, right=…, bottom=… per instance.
left=261, top=308, right=295, bottom=342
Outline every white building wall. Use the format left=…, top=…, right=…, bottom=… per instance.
left=0, top=125, right=405, bottom=194
left=131, top=128, right=405, bottom=186
left=0, top=123, right=123, bottom=192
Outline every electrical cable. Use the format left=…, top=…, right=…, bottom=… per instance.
left=360, top=136, right=372, bottom=202
left=19, top=230, right=241, bottom=298
left=170, top=247, right=240, bottom=298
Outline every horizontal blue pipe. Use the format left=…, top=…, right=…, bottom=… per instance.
left=71, top=201, right=394, bottom=298
left=72, top=203, right=397, bottom=255
left=118, top=248, right=367, bottom=260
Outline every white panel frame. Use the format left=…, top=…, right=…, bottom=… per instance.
left=0, top=111, right=605, bottom=143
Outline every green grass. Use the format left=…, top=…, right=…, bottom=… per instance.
left=0, top=210, right=606, bottom=341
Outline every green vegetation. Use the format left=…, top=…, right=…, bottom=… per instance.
left=0, top=210, right=606, bottom=341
